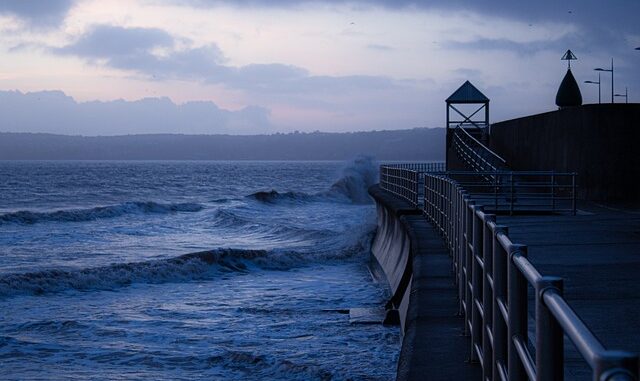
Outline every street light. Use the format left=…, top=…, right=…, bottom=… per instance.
left=584, top=72, right=601, bottom=104
left=614, top=87, right=628, bottom=104
left=595, top=58, right=614, bottom=103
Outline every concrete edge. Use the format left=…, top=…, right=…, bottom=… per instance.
left=368, top=185, right=422, bottom=218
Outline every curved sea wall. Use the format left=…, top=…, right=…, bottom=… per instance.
left=368, top=185, right=480, bottom=380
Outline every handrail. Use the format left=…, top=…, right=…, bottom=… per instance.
left=380, top=167, right=577, bottom=215
left=452, top=126, right=508, bottom=179
left=457, top=126, right=507, bottom=165
left=421, top=173, right=639, bottom=381
left=379, top=163, right=446, bottom=208
left=380, top=162, right=446, bottom=173
left=379, top=166, right=420, bottom=208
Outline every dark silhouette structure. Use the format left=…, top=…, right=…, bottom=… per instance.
left=555, top=68, right=583, bottom=108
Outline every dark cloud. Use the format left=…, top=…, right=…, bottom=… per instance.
left=0, top=90, right=272, bottom=135
left=55, top=25, right=175, bottom=58
left=52, top=25, right=406, bottom=95
left=0, top=0, right=75, bottom=27
left=179, top=0, right=640, bottom=68
left=181, top=0, right=639, bottom=24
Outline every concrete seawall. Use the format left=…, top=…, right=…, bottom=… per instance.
left=368, top=185, right=480, bottom=380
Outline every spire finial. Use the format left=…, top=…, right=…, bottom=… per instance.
left=561, top=49, right=577, bottom=69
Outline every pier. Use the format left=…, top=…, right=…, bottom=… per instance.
left=370, top=81, right=640, bottom=380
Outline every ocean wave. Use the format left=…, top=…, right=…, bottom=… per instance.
left=325, top=156, right=378, bottom=204
left=248, top=156, right=378, bottom=205
left=0, top=230, right=373, bottom=298
left=207, top=350, right=335, bottom=380
left=0, top=201, right=204, bottom=225
left=247, top=190, right=317, bottom=204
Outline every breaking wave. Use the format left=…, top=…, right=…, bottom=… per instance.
left=0, top=229, right=373, bottom=298
left=249, top=156, right=378, bottom=205
left=0, top=201, right=204, bottom=225
left=326, top=155, right=378, bottom=204
left=247, top=190, right=317, bottom=204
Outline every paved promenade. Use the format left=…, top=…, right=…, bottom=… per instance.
left=497, top=202, right=640, bottom=379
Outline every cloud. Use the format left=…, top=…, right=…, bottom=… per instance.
left=180, top=0, right=639, bottom=51
left=443, top=37, right=572, bottom=56
left=367, top=44, right=393, bottom=51
left=55, top=25, right=175, bottom=58
left=0, top=0, right=75, bottom=27
left=52, top=25, right=407, bottom=96
left=0, top=90, right=272, bottom=135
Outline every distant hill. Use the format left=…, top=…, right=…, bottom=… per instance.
left=0, top=128, right=444, bottom=161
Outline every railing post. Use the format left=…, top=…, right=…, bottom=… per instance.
left=493, top=226, right=509, bottom=380
left=464, top=198, right=476, bottom=336
left=510, top=172, right=514, bottom=215
left=458, top=190, right=468, bottom=315
left=494, top=173, right=499, bottom=212
left=483, top=214, right=496, bottom=381
left=471, top=205, right=484, bottom=363
left=424, top=175, right=430, bottom=217
left=535, top=276, right=564, bottom=381
left=437, top=177, right=443, bottom=230
left=508, top=244, right=528, bottom=381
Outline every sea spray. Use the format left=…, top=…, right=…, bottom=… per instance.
left=328, top=155, right=378, bottom=204
left=248, top=156, right=378, bottom=204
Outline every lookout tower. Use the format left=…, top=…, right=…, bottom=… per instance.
left=446, top=80, right=490, bottom=137
left=445, top=81, right=491, bottom=169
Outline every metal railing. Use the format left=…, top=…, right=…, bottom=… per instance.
left=379, top=163, right=445, bottom=208
left=445, top=171, right=577, bottom=215
left=423, top=173, right=639, bottom=381
left=380, top=166, right=420, bottom=207
left=453, top=126, right=507, bottom=173
left=380, top=166, right=576, bottom=215
left=380, top=162, right=446, bottom=173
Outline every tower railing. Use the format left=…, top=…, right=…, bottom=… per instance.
left=423, top=173, right=639, bottom=381
left=452, top=126, right=507, bottom=173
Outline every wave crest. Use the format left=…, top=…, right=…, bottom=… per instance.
left=249, top=156, right=378, bottom=205
left=326, top=155, right=378, bottom=204
left=247, top=190, right=317, bottom=204
left=0, top=201, right=204, bottom=225
left=0, top=229, right=374, bottom=298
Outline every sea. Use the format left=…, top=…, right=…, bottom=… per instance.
left=0, top=158, right=400, bottom=380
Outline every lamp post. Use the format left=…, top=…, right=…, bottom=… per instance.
left=595, top=58, right=614, bottom=103
left=584, top=72, right=601, bottom=104
left=614, top=87, right=628, bottom=103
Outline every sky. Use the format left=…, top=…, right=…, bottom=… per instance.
left=0, top=0, right=639, bottom=135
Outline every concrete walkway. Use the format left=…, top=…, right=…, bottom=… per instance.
left=396, top=214, right=481, bottom=381
left=368, top=185, right=481, bottom=380
left=496, top=202, right=640, bottom=379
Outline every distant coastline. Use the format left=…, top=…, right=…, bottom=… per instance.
left=0, top=128, right=444, bottom=161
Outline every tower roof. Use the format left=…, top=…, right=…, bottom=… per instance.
left=446, top=80, right=489, bottom=104
left=555, top=68, right=582, bottom=108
